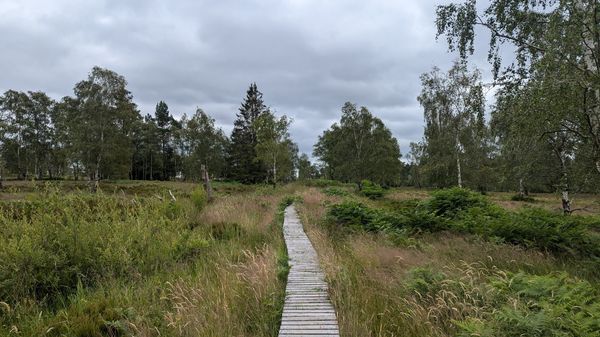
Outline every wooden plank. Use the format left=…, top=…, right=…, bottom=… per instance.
left=278, top=205, right=340, bottom=337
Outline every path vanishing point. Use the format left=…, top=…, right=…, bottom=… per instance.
left=279, top=205, right=340, bottom=337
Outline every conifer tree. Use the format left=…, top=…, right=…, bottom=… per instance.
left=228, top=83, right=269, bottom=183
left=154, top=101, right=178, bottom=180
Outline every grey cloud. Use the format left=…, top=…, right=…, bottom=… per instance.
left=0, top=0, right=492, bottom=161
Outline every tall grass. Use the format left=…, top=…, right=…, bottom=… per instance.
left=296, top=187, right=600, bottom=337
left=0, top=184, right=292, bottom=336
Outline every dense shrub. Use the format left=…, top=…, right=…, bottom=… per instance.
left=327, top=201, right=384, bottom=231
left=477, top=208, right=600, bottom=257
left=359, top=180, right=385, bottom=199
left=402, top=210, right=449, bottom=232
left=280, top=195, right=301, bottom=208
left=424, top=187, right=491, bottom=217
left=327, top=201, right=447, bottom=233
left=327, top=188, right=600, bottom=257
left=323, top=186, right=349, bottom=196
left=190, top=186, right=208, bottom=211
left=46, top=295, right=135, bottom=337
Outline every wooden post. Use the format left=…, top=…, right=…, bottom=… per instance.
left=201, top=164, right=213, bottom=201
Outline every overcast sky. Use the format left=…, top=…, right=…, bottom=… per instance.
left=0, top=0, right=493, bottom=160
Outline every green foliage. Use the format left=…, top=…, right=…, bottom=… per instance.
left=179, top=108, right=229, bottom=180
left=327, top=188, right=600, bottom=257
left=327, top=201, right=446, bottom=233
left=405, top=267, right=446, bottom=295
left=47, top=294, right=135, bottom=337
left=424, top=187, right=491, bottom=217
left=464, top=207, right=600, bottom=257
left=323, top=186, right=349, bottom=196
left=457, top=272, right=600, bottom=337
left=436, top=0, right=600, bottom=193
left=0, top=191, right=195, bottom=305
left=190, top=186, right=208, bottom=211
left=0, top=182, right=292, bottom=336
left=207, top=222, right=245, bottom=241
left=327, top=201, right=385, bottom=232
left=360, top=180, right=385, bottom=199
left=279, top=195, right=302, bottom=209
left=416, top=61, right=490, bottom=189
left=228, top=83, right=270, bottom=184
left=253, top=111, right=298, bottom=185
left=162, top=200, right=184, bottom=220
left=313, top=102, right=403, bottom=186
left=297, top=153, right=319, bottom=180
left=402, top=263, right=600, bottom=337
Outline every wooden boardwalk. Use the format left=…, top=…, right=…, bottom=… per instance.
left=279, top=205, right=340, bottom=337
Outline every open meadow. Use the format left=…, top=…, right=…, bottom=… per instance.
left=1, top=180, right=599, bottom=337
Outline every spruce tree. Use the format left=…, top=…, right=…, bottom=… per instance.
left=228, top=83, right=269, bottom=183
left=154, top=101, right=177, bottom=180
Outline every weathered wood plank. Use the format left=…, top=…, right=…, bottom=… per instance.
left=279, top=205, right=340, bottom=337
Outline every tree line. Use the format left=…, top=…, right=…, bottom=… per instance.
left=409, top=0, right=600, bottom=213
left=0, top=67, right=404, bottom=186
left=0, top=68, right=302, bottom=185
left=3, top=0, right=598, bottom=207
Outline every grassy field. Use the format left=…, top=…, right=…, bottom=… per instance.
left=296, top=183, right=600, bottom=337
left=0, top=181, right=293, bottom=337
left=1, top=181, right=599, bottom=336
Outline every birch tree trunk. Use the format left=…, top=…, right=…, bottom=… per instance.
left=578, top=0, right=600, bottom=173
left=91, top=129, right=104, bottom=193
left=558, top=149, right=572, bottom=214
left=518, top=178, right=525, bottom=198
left=456, top=133, right=463, bottom=188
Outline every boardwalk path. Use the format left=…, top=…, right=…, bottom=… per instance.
left=279, top=205, right=340, bottom=337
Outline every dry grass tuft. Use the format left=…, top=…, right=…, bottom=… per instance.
left=160, top=189, right=287, bottom=337
left=198, top=194, right=277, bottom=233
left=164, top=247, right=281, bottom=337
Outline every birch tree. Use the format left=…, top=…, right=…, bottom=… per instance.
left=314, top=102, right=402, bottom=185
left=417, top=61, right=486, bottom=188
left=436, top=0, right=600, bottom=174
left=69, top=67, right=139, bottom=188
left=254, top=111, right=297, bottom=185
